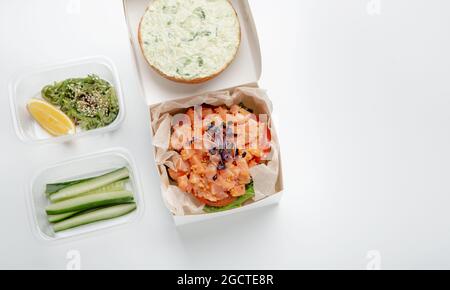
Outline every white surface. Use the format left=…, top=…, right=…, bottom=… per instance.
left=1, top=0, right=450, bottom=269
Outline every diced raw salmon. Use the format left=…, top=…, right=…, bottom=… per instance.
left=209, top=153, right=222, bottom=166
left=248, top=148, right=262, bottom=158
left=170, top=125, right=191, bottom=151
left=169, top=104, right=271, bottom=205
left=229, top=165, right=240, bottom=177
left=203, top=114, right=223, bottom=132
left=186, top=108, right=196, bottom=126
left=216, top=174, right=235, bottom=191
left=244, top=151, right=253, bottom=162
left=210, top=184, right=228, bottom=200
left=168, top=169, right=184, bottom=180
left=189, top=173, right=202, bottom=185
left=177, top=175, right=192, bottom=193
left=173, top=154, right=190, bottom=173
left=202, top=107, right=214, bottom=117
left=205, top=164, right=217, bottom=180
left=189, top=153, right=203, bottom=167
left=214, top=106, right=229, bottom=121
left=230, top=185, right=246, bottom=197
left=248, top=160, right=258, bottom=168
left=181, top=149, right=195, bottom=161
left=191, top=164, right=206, bottom=175
left=230, top=104, right=240, bottom=115
left=236, top=159, right=251, bottom=184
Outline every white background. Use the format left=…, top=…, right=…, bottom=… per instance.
left=1, top=0, right=450, bottom=269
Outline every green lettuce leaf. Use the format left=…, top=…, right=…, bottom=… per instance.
left=204, top=182, right=255, bottom=213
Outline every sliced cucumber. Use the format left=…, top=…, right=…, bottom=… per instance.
left=79, top=178, right=128, bottom=196
left=47, top=211, right=79, bottom=223
left=46, top=190, right=134, bottom=215
left=49, top=167, right=129, bottom=203
left=53, top=203, right=137, bottom=232
left=46, top=177, right=94, bottom=196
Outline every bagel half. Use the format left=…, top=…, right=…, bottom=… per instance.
left=138, top=0, right=241, bottom=84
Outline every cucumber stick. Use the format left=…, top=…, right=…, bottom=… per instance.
left=48, top=211, right=79, bottom=223
left=46, top=177, right=94, bottom=196
left=53, top=203, right=137, bottom=232
left=77, top=179, right=128, bottom=197
left=49, top=167, right=129, bottom=203
left=46, top=190, right=134, bottom=215
left=46, top=180, right=128, bottom=222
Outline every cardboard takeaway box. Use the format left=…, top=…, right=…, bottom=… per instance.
left=123, top=0, right=284, bottom=225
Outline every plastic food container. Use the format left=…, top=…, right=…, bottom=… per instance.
left=27, top=148, right=144, bottom=242
left=9, top=56, right=126, bottom=144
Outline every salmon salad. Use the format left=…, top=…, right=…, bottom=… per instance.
left=168, top=103, right=272, bottom=212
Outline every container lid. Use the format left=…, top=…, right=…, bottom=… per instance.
left=123, top=0, right=262, bottom=105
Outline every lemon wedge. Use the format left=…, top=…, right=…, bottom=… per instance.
left=27, top=99, right=76, bottom=137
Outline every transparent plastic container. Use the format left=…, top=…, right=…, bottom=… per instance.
left=9, top=56, right=125, bottom=144
left=27, top=148, right=144, bottom=242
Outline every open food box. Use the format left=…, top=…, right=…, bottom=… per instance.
left=124, top=0, right=284, bottom=226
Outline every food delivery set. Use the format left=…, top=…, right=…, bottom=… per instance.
left=9, top=0, right=284, bottom=241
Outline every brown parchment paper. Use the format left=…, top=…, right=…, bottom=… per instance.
left=150, top=87, right=281, bottom=216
